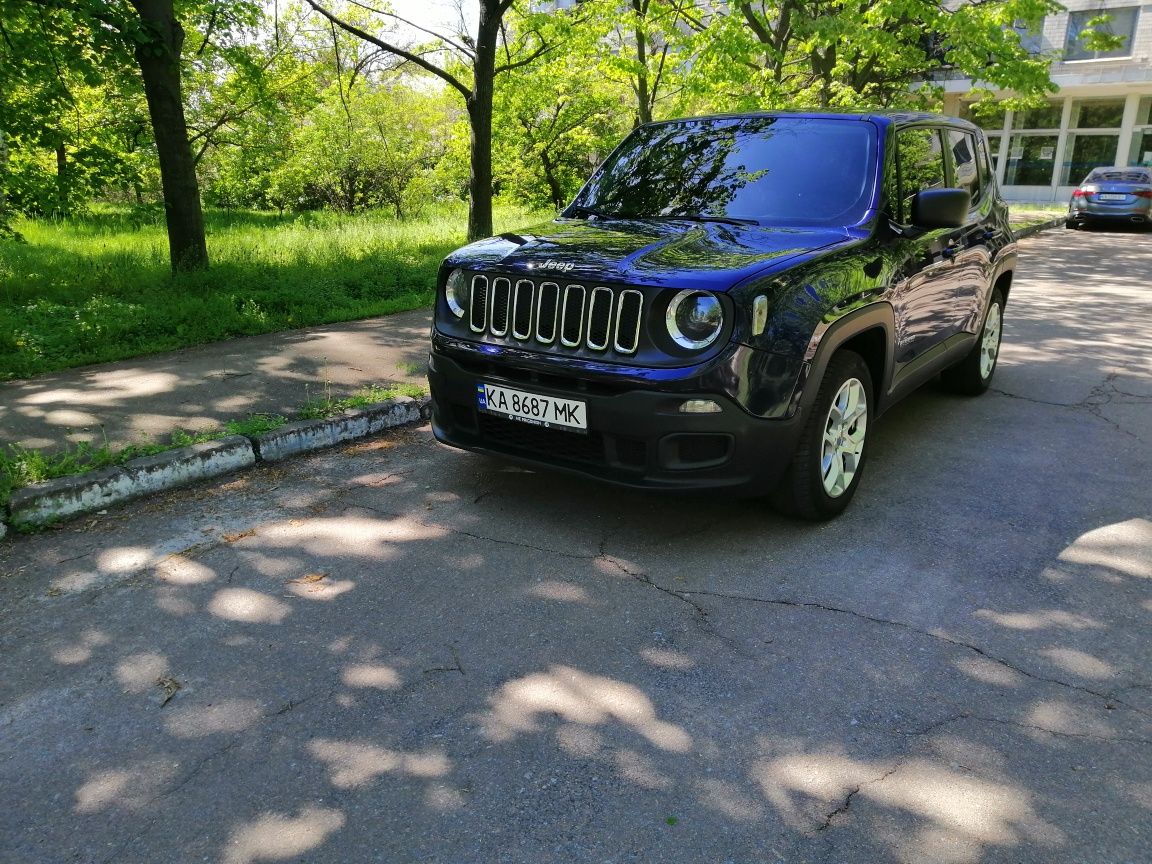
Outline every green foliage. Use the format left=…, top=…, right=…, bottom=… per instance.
left=688, top=0, right=1060, bottom=112
left=0, top=203, right=545, bottom=380
left=267, top=84, right=454, bottom=216
left=491, top=11, right=627, bottom=210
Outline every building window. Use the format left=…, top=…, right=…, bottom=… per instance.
left=1131, top=97, right=1152, bottom=167
left=1005, top=134, right=1058, bottom=185
left=1057, top=98, right=1124, bottom=183
left=1071, top=98, right=1125, bottom=129
left=1064, top=7, right=1139, bottom=60
left=987, top=137, right=1005, bottom=176
left=1012, top=102, right=1062, bottom=130
left=1011, top=19, right=1044, bottom=54
left=959, top=102, right=1007, bottom=132
left=1062, top=134, right=1121, bottom=184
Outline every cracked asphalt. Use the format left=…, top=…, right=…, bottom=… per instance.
left=2, top=229, right=1150, bottom=864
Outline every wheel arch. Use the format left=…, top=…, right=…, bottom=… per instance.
left=799, top=303, right=895, bottom=417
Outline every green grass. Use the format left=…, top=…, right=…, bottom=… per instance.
left=1007, top=203, right=1067, bottom=229
left=0, top=383, right=426, bottom=507
left=0, top=203, right=548, bottom=381
left=298, top=382, right=426, bottom=420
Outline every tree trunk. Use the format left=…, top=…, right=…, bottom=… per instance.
left=467, top=1, right=500, bottom=242
left=632, top=1, right=653, bottom=125
left=539, top=149, right=565, bottom=210
left=130, top=0, right=209, bottom=271
left=55, top=142, right=68, bottom=217
left=0, top=127, right=19, bottom=240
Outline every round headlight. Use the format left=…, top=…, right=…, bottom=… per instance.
left=666, top=290, right=723, bottom=349
left=445, top=268, right=468, bottom=319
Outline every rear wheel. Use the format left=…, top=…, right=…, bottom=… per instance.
left=772, top=350, right=872, bottom=521
left=941, top=288, right=1004, bottom=395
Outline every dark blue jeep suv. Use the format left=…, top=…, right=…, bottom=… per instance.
left=427, top=112, right=1016, bottom=519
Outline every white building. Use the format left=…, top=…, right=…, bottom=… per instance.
left=940, top=0, right=1152, bottom=201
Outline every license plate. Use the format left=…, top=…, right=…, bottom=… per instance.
left=1098, top=193, right=1127, bottom=201
left=477, top=383, right=587, bottom=432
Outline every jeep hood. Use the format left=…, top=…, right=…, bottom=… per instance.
left=446, top=218, right=858, bottom=291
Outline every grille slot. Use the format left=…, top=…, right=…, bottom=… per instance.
left=512, top=280, right=534, bottom=340
left=490, top=277, right=511, bottom=336
left=466, top=274, right=643, bottom=356
left=560, top=285, right=586, bottom=348
left=477, top=412, right=605, bottom=464
left=586, top=287, right=614, bottom=351
left=536, top=282, right=560, bottom=344
left=614, top=290, right=643, bottom=354
left=469, top=275, right=489, bottom=333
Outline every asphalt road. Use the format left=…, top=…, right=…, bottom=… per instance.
left=2, top=229, right=1150, bottom=864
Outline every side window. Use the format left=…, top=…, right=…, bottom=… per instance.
left=897, top=127, right=946, bottom=223
left=947, top=129, right=981, bottom=206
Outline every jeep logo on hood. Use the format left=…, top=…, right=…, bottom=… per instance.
left=534, top=259, right=575, bottom=273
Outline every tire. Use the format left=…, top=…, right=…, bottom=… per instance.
left=1065, top=220, right=1076, bottom=229
left=772, top=350, right=872, bottom=521
left=941, top=288, right=1004, bottom=396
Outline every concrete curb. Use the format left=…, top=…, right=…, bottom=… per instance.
left=1, top=395, right=432, bottom=535
left=253, top=396, right=426, bottom=462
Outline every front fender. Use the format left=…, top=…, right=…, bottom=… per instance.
left=787, top=302, right=896, bottom=418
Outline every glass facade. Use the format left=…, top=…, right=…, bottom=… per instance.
left=1062, top=134, right=1122, bottom=183
left=1005, top=134, right=1059, bottom=185
left=1071, top=99, right=1125, bottom=129
left=1012, top=102, right=1062, bottom=130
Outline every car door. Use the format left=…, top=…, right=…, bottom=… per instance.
left=945, top=128, right=995, bottom=335
left=885, top=125, right=966, bottom=368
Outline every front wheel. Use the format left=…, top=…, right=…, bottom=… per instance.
left=941, top=288, right=1004, bottom=395
left=772, top=350, right=872, bottom=521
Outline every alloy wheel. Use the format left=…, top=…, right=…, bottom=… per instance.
left=980, top=302, right=1002, bottom=380
left=821, top=378, right=868, bottom=497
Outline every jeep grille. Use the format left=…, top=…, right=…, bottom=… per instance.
left=466, top=275, right=643, bottom=355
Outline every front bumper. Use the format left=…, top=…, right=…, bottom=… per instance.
left=427, top=348, right=806, bottom=494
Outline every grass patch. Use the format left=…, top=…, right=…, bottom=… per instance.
left=298, top=382, right=425, bottom=420
left=1008, top=203, right=1067, bottom=229
left=0, top=384, right=424, bottom=508
left=0, top=203, right=548, bottom=380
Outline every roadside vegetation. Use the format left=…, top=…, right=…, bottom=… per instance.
left=1008, top=202, right=1068, bottom=229
left=0, top=203, right=543, bottom=380
left=0, top=382, right=426, bottom=507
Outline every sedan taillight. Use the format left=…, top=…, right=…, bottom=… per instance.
left=1072, top=189, right=1089, bottom=197
left=1135, top=189, right=1152, bottom=199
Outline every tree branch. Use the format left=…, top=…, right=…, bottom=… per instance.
left=495, top=39, right=550, bottom=75
left=304, top=0, right=470, bottom=97
left=345, top=0, right=476, bottom=59
left=196, top=0, right=220, bottom=57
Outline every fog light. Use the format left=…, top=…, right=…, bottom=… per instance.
left=679, top=399, right=722, bottom=414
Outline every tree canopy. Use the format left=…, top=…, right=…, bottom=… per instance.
left=1, top=0, right=1072, bottom=249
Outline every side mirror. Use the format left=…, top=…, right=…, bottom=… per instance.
left=911, top=188, right=971, bottom=229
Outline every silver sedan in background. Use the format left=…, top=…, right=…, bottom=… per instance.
left=1066, top=166, right=1152, bottom=229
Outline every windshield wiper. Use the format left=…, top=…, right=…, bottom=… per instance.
left=647, top=214, right=760, bottom=226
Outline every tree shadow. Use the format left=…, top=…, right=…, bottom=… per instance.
left=1, top=379, right=1148, bottom=863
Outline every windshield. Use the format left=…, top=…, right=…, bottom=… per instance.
left=570, top=116, right=878, bottom=227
